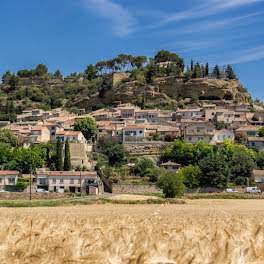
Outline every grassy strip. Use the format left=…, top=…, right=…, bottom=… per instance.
left=185, top=193, right=264, bottom=199
left=100, top=198, right=185, bottom=205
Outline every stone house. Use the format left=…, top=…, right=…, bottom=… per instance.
left=252, top=170, right=264, bottom=183
left=176, top=109, right=203, bottom=121
left=55, top=131, right=86, bottom=143
left=248, top=137, right=264, bottom=150
left=157, top=126, right=180, bottom=137
left=36, top=171, right=101, bottom=193
left=185, top=122, right=215, bottom=144
left=29, top=125, right=51, bottom=143
left=160, top=161, right=181, bottom=172
left=213, top=129, right=234, bottom=144
left=0, top=171, right=19, bottom=191
left=123, top=125, right=146, bottom=141
left=236, top=125, right=262, bottom=137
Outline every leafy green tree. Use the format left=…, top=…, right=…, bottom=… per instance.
left=73, top=117, right=96, bottom=140
left=148, top=167, right=167, bottom=182
left=2, top=70, right=11, bottom=83
left=134, top=56, right=147, bottom=69
left=54, top=69, right=62, bottom=78
left=230, top=151, right=255, bottom=184
left=212, top=65, right=221, bottom=79
left=107, top=144, right=127, bottom=166
left=0, top=129, right=18, bottom=147
left=225, top=64, right=237, bottom=80
left=157, top=172, right=186, bottom=198
left=199, top=153, right=230, bottom=187
left=179, top=165, right=202, bottom=189
left=15, top=177, right=30, bottom=191
left=8, top=74, right=20, bottom=90
left=64, top=139, right=71, bottom=171
left=256, top=151, right=264, bottom=170
left=184, top=67, right=193, bottom=81
left=133, top=158, right=155, bottom=176
left=258, top=127, right=264, bottom=137
left=55, top=137, right=63, bottom=171
left=35, top=64, right=48, bottom=76
left=85, top=64, right=97, bottom=80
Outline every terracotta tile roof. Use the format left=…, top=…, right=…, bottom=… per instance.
left=36, top=171, right=97, bottom=177
left=0, top=171, right=19, bottom=175
left=123, top=126, right=145, bottom=130
left=252, top=170, right=264, bottom=177
left=248, top=137, right=264, bottom=142
left=236, top=125, right=262, bottom=131
left=67, top=131, right=81, bottom=136
left=56, top=131, right=68, bottom=135
left=31, top=125, right=44, bottom=131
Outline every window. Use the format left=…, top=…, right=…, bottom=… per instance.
left=209, top=137, right=213, bottom=140
left=198, top=137, right=203, bottom=141
left=217, top=135, right=220, bottom=140
left=8, top=178, right=15, bottom=184
left=51, top=127, right=55, bottom=130
left=228, top=135, right=231, bottom=139
left=173, top=166, right=178, bottom=170
left=252, top=142, right=255, bottom=147
left=60, top=178, right=64, bottom=184
left=52, top=178, right=56, bottom=184
left=188, top=137, right=192, bottom=141
left=0, top=178, right=2, bottom=183
left=39, top=178, right=46, bottom=185
left=223, top=135, right=226, bottom=140
left=78, top=179, right=81, bottom=184
left=99, top=129, right=102, bottom=132
left=70, top=178, right=74, bottom=184
left=139, top=130, right=143, bottom=134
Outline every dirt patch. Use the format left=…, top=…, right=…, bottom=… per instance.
left=108, top=194, right=159, bottom=201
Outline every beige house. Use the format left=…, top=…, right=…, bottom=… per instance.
left=123, top=125, right=146, bottom=141
left=36, top=171, right=101, bottom=193
left=157, top=126, right=180, bottom=137
left=29, top=125, right=51, bottom=143
left=248, top=137, right=264, bottom=150
left=236, top=125, right=262, bottom=138
left=160, top=162, right=181, bottom=172
left=185, top=122, right=215, bottom=144
left=55, top=131, right=86, bottom=143
left=252, top=170, right=264, bottom=183
left=0, top=171, right=19, bottom=191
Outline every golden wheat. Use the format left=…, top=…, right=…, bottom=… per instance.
left=1, top=199, right=264, bottom=263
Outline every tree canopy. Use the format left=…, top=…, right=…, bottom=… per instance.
left=73, top=117, right=97, bottom=140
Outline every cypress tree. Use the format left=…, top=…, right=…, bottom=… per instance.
left=205, top=62, right=209, bottom=77
left=6, top=100, right=10, bottom=114
left=212, top=65, right=221, bottom=79
left=191, top=59, right=194, bottom=72
left=56, top=137, right=63, bottom=171
left=64, top=138, right=71, bottom=171
left=226, top=64, right=237, bottom=80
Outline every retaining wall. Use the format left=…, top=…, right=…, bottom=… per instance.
left=0, top=192, right=69, bottom=200
left=112, top=184, right=162, bottom=194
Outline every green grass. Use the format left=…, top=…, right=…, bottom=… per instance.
left=100, top=198, right=185, bottom=205
left=185, top=193, right=264, bottom=200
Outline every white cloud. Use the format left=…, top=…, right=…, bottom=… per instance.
left=221, top=45, right=264, bottom=65
left=82, top=0, right=136, bottom=37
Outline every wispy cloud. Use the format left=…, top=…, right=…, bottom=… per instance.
left=81, top=0, right=136, bottom=37
left=220, top=45, right=264, bottom=65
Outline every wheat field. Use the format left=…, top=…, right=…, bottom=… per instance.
left=1, top=199, right=264, bottom=264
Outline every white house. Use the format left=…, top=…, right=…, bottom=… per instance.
left=123, top=125, right=146, bottom=141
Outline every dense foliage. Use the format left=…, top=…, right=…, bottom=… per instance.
left=73, top=117, right=96, bottom=140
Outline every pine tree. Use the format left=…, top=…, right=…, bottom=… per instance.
left=6, top=101, right=10, bottom=114
left=226, top=64, right=237, bottom=80
left=64, top=139, right=71, bottom=171
left=141, top=96, right=145, bottom=110
left=212, top=65, right=221, bottom=79
left=193, top=62, right=201, bottom=78
left=191, top=59, right=194, bottom=72
left=10, top=100, right=14, bottom=113
left=56, top=137, right=63, bottom=171
left=205, top=62, right=209, bottom=77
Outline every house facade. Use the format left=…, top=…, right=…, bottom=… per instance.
left=0, top=171, right=19, bottom=191
left=213, top=129, right=234, bottom=144
left=160, top=162, right=181, bottom=172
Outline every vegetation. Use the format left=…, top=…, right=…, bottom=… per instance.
left=73, top=117, right=96, bottom=140
left=55, top=137, right=63, bottom=171
left=64, top=139, right=71, bottom=171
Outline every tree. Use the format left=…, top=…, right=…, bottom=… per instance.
left=35, top=64, right=48, bottom=76
left=205, top=62, right=209, bottom=77
left=107, top=144, right=127, bottom=166
left=212, top=65, right=221, bottom=79
left=64, top=139, right=71, bottom=171
left=54, top=69, right=62, bottom=78
left=230, top=151, right=255, bottom=184
left=256, top=151, right=264, bottom=170
left=55, top=137, right=63, bottom=171
left=148, top=167, right=167, bottom=182
left=73, top=117, right=96, bottom=140
left=134, top=56, right=147, bottom=69
left=191, top=59, right=194, bottom=72
left=2, top=70, right=11, bottom=83
left=193, top=62, right=202, bottom=78
left=8, top=74, right=20, bottom=90
left=225, top=64, right=237, bottom=80
left=199, top=153, right=230, bottom=187
left=258, top=127, right=264, bottom=137
left=133, top=158, right=155, bottom=176
left=85, top=64, right=97, bottom=80
left=179, top=165, right=202, bottom=189
left=0, top=129, right=18, bottom=147
left=157, top=172, right=186, bottom=198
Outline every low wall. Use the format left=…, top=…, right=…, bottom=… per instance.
left=0, top=192, right=69, bottom=200
left=112, top=184, right=162, bottom=194
left=124, top=142, right=174, bottom=156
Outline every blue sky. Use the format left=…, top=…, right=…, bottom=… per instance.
left=0, top=0, right=264, bottom=100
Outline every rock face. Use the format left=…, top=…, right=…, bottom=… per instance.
left=152, top=76, right=251, bottom=103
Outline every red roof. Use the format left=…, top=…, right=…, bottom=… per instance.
left=36, top=171, right=97, bottom=177
left=123, top=126, right=145, bottom=130
left=56, top=131, right=68, bottom=135
left=67, top=131, right=81, bottom=136
left=0, top=171, right=19, bottom=175
left=31, top=125, right=44, bottom=131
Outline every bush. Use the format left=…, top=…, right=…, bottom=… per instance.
left=157, top=172, right=186, bottom=198
left=133, top=158, right=155, bottom=177
left=165, top=134, right=177, bottom=142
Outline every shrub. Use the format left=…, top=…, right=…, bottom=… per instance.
left=157, top=172, right=186, bottom=198
left=133, top=158, right=155, bottom=177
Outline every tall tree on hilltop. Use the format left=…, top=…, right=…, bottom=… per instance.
left=191, top=59, right=194, bottom=72
left=226, top=64, right=237, bottom=80
left=212, top=64, right=221, bottom=79
left=56, top=137, right=63, bottom=171
left=64, top=138, right=71, bottom=171
left=205, top=62, right=209, bottom=77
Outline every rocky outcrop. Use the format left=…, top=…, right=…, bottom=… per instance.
left=153, top=77, right=251, bottom=103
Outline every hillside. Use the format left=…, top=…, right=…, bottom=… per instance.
left=0, top=51, right=252, bottom=114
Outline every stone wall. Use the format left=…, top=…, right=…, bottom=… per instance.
left=124, top=142, right=174, bottom=156
left=112, top=184, right=162, bottom=194
left=0, top=192, right=69, bottom=200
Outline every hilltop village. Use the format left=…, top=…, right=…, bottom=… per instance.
left=0, top=50, right=264, bottom=196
